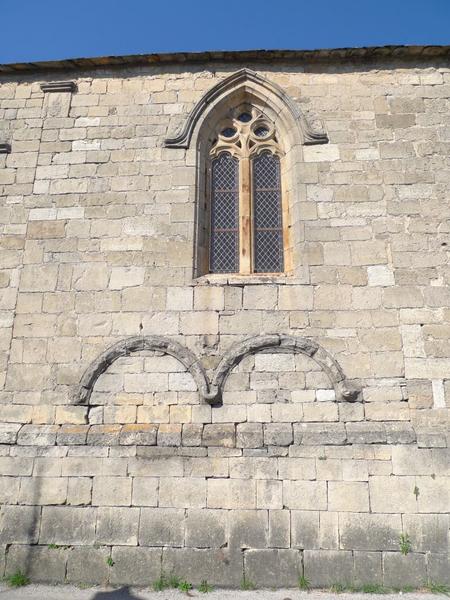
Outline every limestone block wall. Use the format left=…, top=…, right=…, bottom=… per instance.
left=0, top=51, right=449, bottom=587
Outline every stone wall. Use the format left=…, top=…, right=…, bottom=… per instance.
left=0, top=53, right=449, bottom=587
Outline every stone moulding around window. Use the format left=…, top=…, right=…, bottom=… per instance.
left=40, top=81, right=77, bottom=93
left=164, top=68, right=329, bottom=149
left=0, top=142, right=11, bottom=154
left=74, top=334, right=361, bottom=407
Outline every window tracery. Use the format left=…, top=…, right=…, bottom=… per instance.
left=209, top=108, right=285, bottom=274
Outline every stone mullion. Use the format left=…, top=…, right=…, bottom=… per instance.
left=239, top=156, right=252, bottom=274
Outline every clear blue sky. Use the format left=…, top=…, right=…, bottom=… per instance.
left=1, top=0, right=449, bottom=64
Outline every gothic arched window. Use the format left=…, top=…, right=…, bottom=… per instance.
left=209, top=109, right=285, bottom=275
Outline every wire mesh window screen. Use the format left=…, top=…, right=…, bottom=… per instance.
left=210, top=152, right=240, bottom=273
left=252, top=152, right=284, bottom=273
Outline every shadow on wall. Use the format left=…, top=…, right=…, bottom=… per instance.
left=93, top=587, right=144, bottom=600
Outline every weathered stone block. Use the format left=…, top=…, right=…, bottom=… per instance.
left=0, top=505, right=40, bottom=544
left=139, top=508, right=185, bottom=546
left=385, top=423, right=416, bottom=444
left=0, top=477, right=20, bottom=504
left=6, top=368, right=52, bottom=393
left=128, top=456, right=183, bottom=477
left=392, top=446, right=433, bottom=475
left=229, top=457, right=276, bottom=479
left=244, top=549, right=301, bottom=587
left=353, top=551, right=383, bottom=585
left=382, top=552, right=427, bottom=588
left=279, top=456, right=316, bottom=480
left=67, top=477, right=92, bottom=505
left=346, top=422, right=386, bottom=444
left=109, top=266, right=145, bottom=290
left=416, top=476, right=449, bottom=513
left=295, top=423, right=347, bottom=445
left=159, top=476, right=206, bottom=508
left=182, top=423, right=203, bottom=446
left=132, top=476, right=158, bottom=506
left=428, top=554, right=450, bottom=585
left=303, top=550, right=354, bottom=587
left=5, top=545, right=68, bottom=583
left=283, top=480, right=327, bottom=510
left=87, top=424, right=121, bottom=446
left=319, top=511, right=339, bottom=550
left=162, top=548, right=243, bottom=587
left=264, top=423, right=293, bottom=446
left=92, top=476, right=132, bottom=506
left=0, top=423, right=21, bottom=444
left=18, top=476, right=67, bottom=505
left=328, top=481, right=369, bottom=512
left=402, top=514, right=448, bottom=553
left=120, top=424, right=157, bottom=446
left=110, top=547, right=162, bottom=586
left=39, top=506, right=96, bottom=545
left=339, top=513, right=402, bottom=551
left=229, top=509, right=268, bottom=549
left=185, top=509, right=227, bottom=548
left=203, top=423, right=235, bottom=447
left=17, top=424, right=58, bottom=445
left=157, top=423, right=182, bottom=446
left=291, top=510, right=319, bottom=549
left=66, top=546, right=110, bottom=585
left=369, top=476, right=417, bottom=513
left=96, top=507, right=139, bottom=545
left=268, top=509, right=290, bottom=549
left=207, top=479, right=256, bottom=509
left=256, top=479, right=282, bottom=509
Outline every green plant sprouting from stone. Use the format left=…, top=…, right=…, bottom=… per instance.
left=427, top=582, right=450, bottom=597
left=240, top=576, right=256, bottom=590
left=399, top=533, right=412, bottom=555
left=331, top=582, right=351, bottom=593
left=5, top=571, right=30, bottom=588
left=199, top=579, right=213, bottom=593
left=298, top=574, right=311, bottom=590
left=179, top=580, right=193, bottom=592
left=153, top=572, right=194, bottom=592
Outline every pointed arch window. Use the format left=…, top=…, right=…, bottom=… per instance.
left=209, top=109, right=285, bottom=275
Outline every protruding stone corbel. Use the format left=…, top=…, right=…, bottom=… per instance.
left=335, top=381, right=362, bottom=403
left=0, top=143, right=11, bottom=154
left=40, top=81, right=77, bottom=93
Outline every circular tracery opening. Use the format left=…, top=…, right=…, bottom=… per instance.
left=221, top=127, right=237, bottom=138
left=254, top=125, right=270, bottom=138
left=237, top=112, right=252, bottom=122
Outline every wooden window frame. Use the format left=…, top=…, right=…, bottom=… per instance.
left=208, top=108, right=288, bottom=276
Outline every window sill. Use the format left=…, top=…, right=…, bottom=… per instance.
left=193, top=273, right=303, bottom=286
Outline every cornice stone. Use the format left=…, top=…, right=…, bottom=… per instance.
left=40, top=81, right=77, bottom=93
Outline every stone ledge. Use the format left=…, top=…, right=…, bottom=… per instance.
left=40, top=81, right=77, bottom=93
left=2, top=422, right=444, bottom=448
